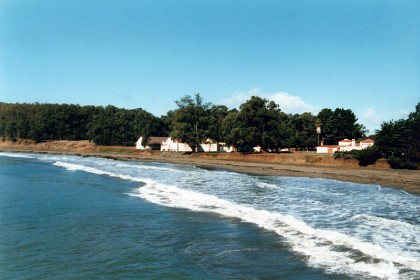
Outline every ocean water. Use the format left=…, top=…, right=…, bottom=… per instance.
left=0, top=152, right=419, bottom=280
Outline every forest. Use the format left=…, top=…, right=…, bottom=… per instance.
left=0, top=103, right=167, bottom=146
left=0, top=96, right=366, bottom=150
left=0, top=95, right=419, bottom=168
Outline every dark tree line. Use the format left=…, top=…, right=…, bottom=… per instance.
left=0, top=103, right=93, bottom=141
left=317, top=108, right=366, bottom=145
left=0, top=102, right=167, bottom=146
left=333, top=102, right=419, bottom=169
left=87, top=105, right=167, bottom=146
left=0, top=97, right=365, bottom=151
left=374, top=102, right=420, bottom=169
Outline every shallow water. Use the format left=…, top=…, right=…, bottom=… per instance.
left=0, top=152, right=419, bottom=279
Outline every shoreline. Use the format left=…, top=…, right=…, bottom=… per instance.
left=1, top=140, right=419, bottom=194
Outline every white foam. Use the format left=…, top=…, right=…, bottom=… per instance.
left=0, top=152, right=34, bottom=159
left=401, top=190, right=413, bottom=196
left=256, top=182, right=281, bottom=189
left=130, top=182, right=420, bottom=278
left=352, top=214, right=418, bottom=230
left=53, top=161, right=146, bottom=183
left=350, top=214, right=420, bottom=262
left=115, top=162, right=180, bottom=173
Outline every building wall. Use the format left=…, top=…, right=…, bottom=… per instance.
left=316, top=146, right=331, bottom=153
left=136, top=137, right=145, bottom=150
left=317, top=139, right=375, bottom=153
left=360, top=141, right=374, bottom=149
left=220, top=145, right=235, bottom=153
left=161, top=138, right=193, bottom=152
left=199, top=143, right=218, bottom=152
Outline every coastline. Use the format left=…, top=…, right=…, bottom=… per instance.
left=1, top=140, right=419, bottom=195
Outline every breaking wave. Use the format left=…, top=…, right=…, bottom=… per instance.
left=129, top=181, right=420, bottom=279
left=53, top=161, right=147, bottom=183
left=0, top=152, right=34, bottom=159
left=45, top=154, right=420, bottom=279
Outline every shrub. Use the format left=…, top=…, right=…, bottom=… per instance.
left=388, top=155, right=418, bottom=170
left=355, top=146, right=381, bottom=167
left=334, top=150, right=359, bottom=160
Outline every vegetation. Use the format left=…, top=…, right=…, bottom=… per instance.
left=333, top=150, right=359, bottom=161
left=354, top=146, right=382, bottom=167
left=169, top=94, right=211, bottom=152
left=0, top=97, right=366, bottom=150
left=374, top=102, right=419, bottom=169
left=334, top=146, right=382, bottom=167
left=317, top=108, right=366, bottom=145
left=333, top=102, right=419, bottom=169
left=87, top=105, right=167, bottom=146
left=221, top=97, right=288, bottom=152
left=1, top=96, right=418, bottom=169
left=0, top=103, right=166, bottom=146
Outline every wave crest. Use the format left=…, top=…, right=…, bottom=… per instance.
left=130, top=182, right=420, bottom=278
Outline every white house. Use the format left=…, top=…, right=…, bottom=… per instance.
left=316, top=138, right=375, bottom=154
left=360, top=139, right=375, bottom=149
left=198, top=141, right=217, bottom=152
left=160, top=137, right=193, bottom=152
left=136, top=136, right=147, bottom=150
left=136, top=136, right=259, bottom=153
left=339, top=139, right=356, bottom=152
left=136, top=136, right=219, bottom=152
left=316, top=145, right=340, bottom=154
left=216, top=142, right=236, bottom=153
left=253, top=145, right=262, bottom=153
left=136, top=136, right=169, bottom=150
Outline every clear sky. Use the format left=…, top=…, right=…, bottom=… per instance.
left=1, top=0, right=419, bottom=133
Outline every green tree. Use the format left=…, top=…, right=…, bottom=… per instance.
left=222, top=96, right=284, bottom=152
left=170, top=94, right=211, bottom=152
left=0, top=102, right=165, bottom=146
left=317, top=108, right=334, bottom=144
left=375, top=102, right=419, bottom=169
left=407, top=102, right=420, bottom=164
left=221, top=109, right=239, bottom=147
left=207, top=105, right=229, bottom=142
left=288, top=112, right=318, bottom=150
left=355, top=145, right=381, bottom=167
left=317, top=108, right=365, bottom=144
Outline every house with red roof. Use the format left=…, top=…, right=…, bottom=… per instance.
left=316, top=138, right=375, bottom=154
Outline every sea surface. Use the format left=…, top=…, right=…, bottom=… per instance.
left=0, top=152, right=419, bottom=280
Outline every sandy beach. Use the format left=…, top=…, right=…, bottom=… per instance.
left=1, top=140, right=419, bottom=194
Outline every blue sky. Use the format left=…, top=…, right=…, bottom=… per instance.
left=1, top=0, right=419, bottom=133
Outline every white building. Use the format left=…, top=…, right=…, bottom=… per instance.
left=217, top=142, right=236, bottom=153
left=360, top=139, right=375, bottom=149
left=316, top=138, right=375, bottom=154
left=135, top=136, right=147, bottom=150
left=316, top=145, right=340, bottom=154
left=136, top=136, right=221, bottom=152
left=136, top=136, right=168, bottom=150
left=160, top=137, right=193, bottom=152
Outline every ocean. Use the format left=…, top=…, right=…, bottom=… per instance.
left=0, top=152, right=419, bottom=279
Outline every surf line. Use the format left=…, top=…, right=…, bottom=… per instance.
left=130, top=182, right=420, bottom=278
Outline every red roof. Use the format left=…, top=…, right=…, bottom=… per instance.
left=361, top=139, right=375, bottom=143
